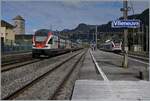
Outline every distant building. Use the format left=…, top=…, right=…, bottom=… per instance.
left=1, top=20, right=15, bottom=46
left=13, top=15, right=25, bottom=35
left=15, top=34, right=33, bottom=45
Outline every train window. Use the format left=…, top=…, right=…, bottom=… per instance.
left=112, top=44, right=114, bottom=47
left=113, top=40, right=122, bottom=43
left=35, top=29, right=49, bottom=36
left=48, top=38, right=53, bottom=44
left=35, top=36, right=47, bottom=42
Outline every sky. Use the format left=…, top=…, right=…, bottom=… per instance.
left=1, top=0, right=149, bottom=34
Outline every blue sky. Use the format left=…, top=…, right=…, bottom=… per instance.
left=1, top=0, right=149, bottom=34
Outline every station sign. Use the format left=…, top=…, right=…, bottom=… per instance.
left=111, top=19, right=140, bottom=28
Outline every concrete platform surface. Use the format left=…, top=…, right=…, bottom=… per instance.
left=72, top=80, right=150, bottom=101
left=92, top=50, right=149, bottom=80
left=78, top=50, right=103, bottom=80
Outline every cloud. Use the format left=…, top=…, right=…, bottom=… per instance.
left=1, top=0, right=148, bottom=34
left=128, top=0, right=149, bottom=15
left=62, top=0, right=81, bottom=6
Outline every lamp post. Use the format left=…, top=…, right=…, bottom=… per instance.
left=121, top=0, right=129, bottom=68
left=95, top=25, right=97, bottom=50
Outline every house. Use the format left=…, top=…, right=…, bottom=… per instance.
left=1, top=20, right=15, bottom=46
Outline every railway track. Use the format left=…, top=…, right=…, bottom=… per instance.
left=2, top=51, right=32, bottom=57
left=2, top=52, right=32, bottom=66
left=1, top=52, right=43, bottom=72
left=1, top=49, right=86, bottom=100
left=1, top=48, right=82, bottom=72
left=1, top=59, right=42, bottom=72
left=51, top=50, right=86, bottom=100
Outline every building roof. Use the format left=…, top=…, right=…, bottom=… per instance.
left=13, top=15, right=25, bottom=21
left=1, top=20, right=14, bottom=28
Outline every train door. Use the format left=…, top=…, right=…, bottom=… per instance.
left=1, top=37, right=4, bottom=52
left=58, top=36, right=60, bottom=48
left=65, top=39, right=67, bottom=48
left=53, top=35, right=57, bottom=48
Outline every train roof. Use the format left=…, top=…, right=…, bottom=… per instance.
left=35, top=29, right=50, bottom=35
left=35, top=29, right=70, bottom=40
left=35, top=29, right=59, bottom=36
left=100, top=39, right=122, bottom=46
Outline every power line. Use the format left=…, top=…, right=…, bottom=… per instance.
left=129, top=0, right=135, bottom=15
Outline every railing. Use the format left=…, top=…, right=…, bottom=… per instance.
left=1, top=44, right=32, bottom=54
left=128, top=51, right=149, bottom=58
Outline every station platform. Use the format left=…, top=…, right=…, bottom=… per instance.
left=72, top=49, right=149, bottom=101
left=78, top=49, right=103, bottom=80
left=91, top=49, right=149, bottom=80
left=72, top=80, right=150, bottom=101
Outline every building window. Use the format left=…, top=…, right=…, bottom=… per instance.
left=1, top=33, right=3, bottom=37
left=11, top=40, right=13, bottom=46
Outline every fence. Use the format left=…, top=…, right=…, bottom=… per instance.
left=1, top=44, right=32, bottom=54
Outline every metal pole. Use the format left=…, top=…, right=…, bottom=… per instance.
left=133, top=29, right=134, bottom=49
left=138, top=27, right=141, bottom=51
left=122, top=0, right=128, bottom=68
left=142, top=24, right=144, bottom=51
left=95, top=25, right=97, bottom=50
left=93, top=32, right=94, bottom=42
left=146, top=26, right=149, bottom=53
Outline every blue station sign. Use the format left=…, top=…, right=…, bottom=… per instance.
left=111, top=19, right=140, bottom=28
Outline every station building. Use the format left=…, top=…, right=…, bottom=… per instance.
left=12, top=15, right=33, bottom=45
left=1, top=20, right=15, bottom=46
left=13, top=15, right=25, bottom=35
left=15, top=34, right=33, bottom=45
left=1, top=15, right=33, bottom=52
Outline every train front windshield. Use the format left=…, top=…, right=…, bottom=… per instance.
left=113, top=40, right=121, bottom=43
left=35, top=36, right=47, bottom=42
left=35, top=30, right=48, bottom=42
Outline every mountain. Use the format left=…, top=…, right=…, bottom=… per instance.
left=97, top=8, right=149, bottom=33
left=72, top=23, right=96, bottom=33
left=60, top=8, right=149, bottom=43
left=67, top=8, right=149, bottom=34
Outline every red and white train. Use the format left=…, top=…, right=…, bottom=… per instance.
left=99, top=40, right=122, bottom=53
left=32, top=29, right=79, bottom=57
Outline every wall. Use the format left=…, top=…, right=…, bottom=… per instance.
left=13, top=20, right=25, bottom=35
left=0, top=26, right=15, bottom=45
